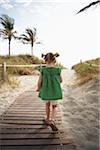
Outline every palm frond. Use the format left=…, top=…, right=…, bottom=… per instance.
left=22, top=41, right=30, bottom=44
left=33, top=28, right=37, bottom=37
left=25, top=28, right=37, bottom=38
left=19, top=27, right=37, bottom=44
left=0, top=29, right=8, bottom=37
left=20, top=34, right=29, bottom=39
left=20, top=34, right=30, bottom=42
left=19, top=34, right=30, bottom=44
left=12, top=31, right=17, bottom=39
left=0, top=14, right=14, bottom=30
left=77, top=0, right=100, bottom=14
left=26, top=28, right=33, bottom=37
left=22, top=38, right=30, bottom=42
left=0, top=14, right=16, bottom=39
left=13, top=35, right=18, bottom=39
left=35, top=41, right=42, bottom=44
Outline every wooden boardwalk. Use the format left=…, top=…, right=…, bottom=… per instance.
left=0, top=90, right=76, bottom=150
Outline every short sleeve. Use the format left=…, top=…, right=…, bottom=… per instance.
left=58, top=68, right=61, bottom=75
left=39, top=67, right=43, bottom=75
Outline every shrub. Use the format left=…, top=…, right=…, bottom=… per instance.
left=0, top=55, right=44, bottom=75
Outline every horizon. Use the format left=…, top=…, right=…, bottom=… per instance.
left=0, top=0, right=99, bottom=68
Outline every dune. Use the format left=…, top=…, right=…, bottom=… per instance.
left=61, top=70, right=99, bottom=150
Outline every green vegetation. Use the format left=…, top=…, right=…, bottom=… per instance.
left=0, top=55, right=44, bottom=75
left=72, top=58, right=100, bottom=85
left=72, top=58, right=100, bottom=76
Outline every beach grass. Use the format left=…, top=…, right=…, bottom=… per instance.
left=72, top=57, right=100, bottom=85
left=0, top=54, right=44, bottom=75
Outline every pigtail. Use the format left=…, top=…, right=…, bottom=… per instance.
left=41, top=53, right=45, bottom=58
left=41, top=52, right=59, bottom=63
left=54, top=53, right=59, bottom=57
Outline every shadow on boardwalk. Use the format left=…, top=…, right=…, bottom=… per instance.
left=0, top=90, right=76, bottom=150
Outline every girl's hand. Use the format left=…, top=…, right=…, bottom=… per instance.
left=36, top=89, right=39, bottom=92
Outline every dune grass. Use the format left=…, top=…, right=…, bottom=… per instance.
left=0, top=55, right=44, bottom=75
left=72, top=58, right=100, bottom=85
left=0, top=54, right=44, bottom=86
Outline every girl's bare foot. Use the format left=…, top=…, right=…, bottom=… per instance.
left=49, top=120, right=58, bottom=131
left=43, top=118, right=50, bottom=125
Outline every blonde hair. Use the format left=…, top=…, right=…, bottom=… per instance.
left=41, top=52, right=59, bottom=63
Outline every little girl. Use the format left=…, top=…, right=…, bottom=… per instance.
left=36, top=52, right=62, bottom=126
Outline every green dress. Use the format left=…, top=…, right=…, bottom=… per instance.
left=39, top=67, right=62, bottom=101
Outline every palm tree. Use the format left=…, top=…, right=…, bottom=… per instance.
left=0, top=14, right=17, bottom=56
left=19, top=28, right=41, bottom=55
left=77, top=0, right=100, bottom=14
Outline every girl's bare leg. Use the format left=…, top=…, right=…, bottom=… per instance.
left=45, top=102, right=50, bottom=123
left=51, top=104, right=57, bottom=121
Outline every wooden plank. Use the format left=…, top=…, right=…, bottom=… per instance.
left=8, top=109, right=60, bottom=112
left=12, top=101, right=42, bottom=103
left=0, top=120, right=61, bottom=125
left=12, top=103, right=44, bottom=105
left=8, top=108, right=44, bottom=110
left=3, top=112, right=45, bottom=114
left=13, top=99, right=42, bottom=101
left=12, top=103, right=43, bottom=106
left=0, top=144, right=76, bottom=150
left=5, top=110, right=46, bottom=112
left=0, top=124, right=50, bottom=129
left=0, top=133, right=61, bottom=139
left=0, top=117, right=61, bottom=121
left=5, top=109, right=50, bottom=112
left=9, top=107, right=45, bottom=109
left=1, top=114, right=47, bottom=117
left=4, top=111, right=60, bottom=114
left=3, top=113, right=61, bottom=117
left=1, top=115, right=61, bottom=119
left=0, top=138, right=72, bottom=146
left=4, top=112, right=45, bottom=114
left=1, top=114, right=45, bottom=117
left=0, top=128, right=64, bottom=134
left=13, top=100, right=43, bottom=102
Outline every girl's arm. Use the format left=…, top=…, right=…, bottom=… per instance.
left=36, top=75, right=42, bottom=91
left=60, top=75, right=62, bottom=83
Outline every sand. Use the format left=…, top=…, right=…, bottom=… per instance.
left=61, top=71, right=99, bottom=150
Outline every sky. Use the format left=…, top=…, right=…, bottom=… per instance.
left=0, top=0, right=99, bottom=68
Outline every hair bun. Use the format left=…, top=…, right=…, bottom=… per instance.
left=54, top=53, right=59, bottom=57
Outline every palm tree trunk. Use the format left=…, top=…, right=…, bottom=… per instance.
left=31, top=45, right=33, bottom=55
left=8, top=39, right=11, bottom=56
